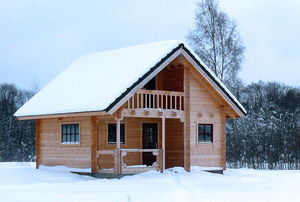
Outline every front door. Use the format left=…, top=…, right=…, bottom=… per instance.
left=142, top=123, right=158, bottom=166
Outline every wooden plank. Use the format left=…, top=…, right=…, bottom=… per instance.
left=141, top=93, right=144, bottom=108
left=113, top=149, right=118, bottom=174
left=166, top=95, right=168, bottom=109
left=91, top=116, right=97, bottom=173
left=120, top=150, right=123, bottom=174
left=137, top=89, right=184, bottom=96
left=162, top=117, right=165, bottom=171
left=122, top=166, right=159, bottom=174
left=97, top=150, right=114, bottom=155
left=122, top=109, right=184, bottom=120
left=184, top=66, right=191, bottom=172
left=132, top=95, right=134, bottom=109
left=120, top=149, right=161, bottom=152
left=179, top=96, right=182, bottom=110
left=116, top=119, right=121, bottom=149
left=221, top=113, right=226, bottom=168
left=116, top=119, right=121, bottom=174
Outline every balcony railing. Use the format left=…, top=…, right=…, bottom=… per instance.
left=126, top=89, right=184, bottom=111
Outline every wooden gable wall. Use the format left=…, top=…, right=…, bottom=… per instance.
left=184, top=58, right=226, bottom=169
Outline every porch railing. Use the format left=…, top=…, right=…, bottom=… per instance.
left=126, top=89, right=184, bottom=111
left=120, top=149, right=162, bottom=174
left=96, top=149, right=162, bottom=174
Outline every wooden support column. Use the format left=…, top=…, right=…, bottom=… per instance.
left=221, top=114, right=226, bottom=169
left=184, top=66, right=191, bottom=172
left=116, top=119, right=121, bottom=149
left=35, top=119, right=40, bottom=169
left=113, top=108, right=123, bottom=175
left=91, top=116, right=97, bottom=173
left=115, top=119, right=121, bottom=174
left=162, top=116, right=165, bottom=172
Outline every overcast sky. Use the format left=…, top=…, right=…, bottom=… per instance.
left=0, top=0, right=299, bottom=90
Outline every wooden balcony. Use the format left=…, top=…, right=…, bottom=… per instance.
left=123, top=89, right=184, bottom=120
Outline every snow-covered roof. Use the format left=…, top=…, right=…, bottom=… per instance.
left=15, top=40, right=246, bottom=118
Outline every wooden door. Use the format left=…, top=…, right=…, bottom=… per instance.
left=142, top=123, right=158, bottom=166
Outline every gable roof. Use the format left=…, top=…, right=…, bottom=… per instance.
left=15, top=40, right=246, bottom=118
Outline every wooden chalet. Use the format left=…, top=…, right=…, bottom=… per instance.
left=15, top=40, right=246, bottom=175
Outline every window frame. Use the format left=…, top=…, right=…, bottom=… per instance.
left=107, top=123, right=126, bottom=144
left=61, top=123, right=80, bottom=145
left=197, top=124, right=213, bottom=144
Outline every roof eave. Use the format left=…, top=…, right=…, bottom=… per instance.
left=16, top=110, right=108, bottom=120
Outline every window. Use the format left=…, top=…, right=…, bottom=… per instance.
left=61, top=124, right=79, bottom=144
left=108, top=123, right=125, bottom=144
left=198, top=124, right=213, bottom=143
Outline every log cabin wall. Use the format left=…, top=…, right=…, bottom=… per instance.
left=187, top=64, right=226, bottom=169
left=97, top=116, right=162, bottom=169
left=39, top=116, right=92, bottom=168
left=165, top=118, right=184, bottom=168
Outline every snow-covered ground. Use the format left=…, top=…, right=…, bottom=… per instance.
left=0, top=162, right=299, bottom=202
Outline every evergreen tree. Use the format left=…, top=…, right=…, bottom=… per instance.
left=0, top=84, right=35, bottom=161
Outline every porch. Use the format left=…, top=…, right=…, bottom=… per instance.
left=94, top=89, right=185, bottom=174
left=96, top=149, right=162, bottom=174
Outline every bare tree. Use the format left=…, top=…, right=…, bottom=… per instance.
left=187, top=0, right=245, bottom=89
left=29, top=78, right=40, bottom=95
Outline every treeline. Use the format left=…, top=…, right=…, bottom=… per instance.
left=226, top=81, right=300, bottom=169
left=0, top=84, right=35, bottom=161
